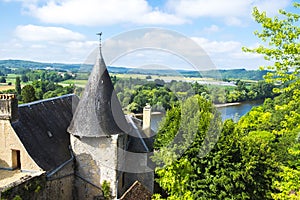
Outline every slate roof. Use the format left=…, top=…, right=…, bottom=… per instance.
left=125, top=115, right=154, bottom=153
left=68, top=50, right=130, bottom=137
left=11, top=94, right=78, bottom=171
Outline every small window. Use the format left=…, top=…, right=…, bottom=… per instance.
left=47, top=131, right=53, bottom=138
left=12, top=149, right=21, bottom=169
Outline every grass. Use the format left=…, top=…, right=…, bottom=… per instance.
left=59, top=79, right=87, bottom=87
left=6, top=74, right=19, bottom=84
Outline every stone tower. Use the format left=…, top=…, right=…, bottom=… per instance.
left=68, top=34, right=130, bottom=199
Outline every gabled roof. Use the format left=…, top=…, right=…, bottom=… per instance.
left=12, top=94, right=78, bottom=171
left=68, top=50, right=130, bottom=137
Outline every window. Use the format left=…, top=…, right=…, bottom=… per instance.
left=11, top=149, right=21, bottom=169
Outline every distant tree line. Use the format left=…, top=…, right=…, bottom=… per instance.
left=113, top=77, right=276, bottom=113
left=15, top=68, right=74, bottom=83
left=1, top=76, right=74, bottom=104
left=0, top=67, right=12, bottom=76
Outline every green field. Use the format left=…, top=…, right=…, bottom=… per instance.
left=112, top=73, right=228, bottom=84
left=1, top=72, right=240, bottom=92
left=60, top=79, right=87, bottom=87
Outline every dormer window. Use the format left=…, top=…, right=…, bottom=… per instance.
left=47, top=131, right=53, bottom=138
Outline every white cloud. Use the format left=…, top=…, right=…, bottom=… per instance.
left=25, top=0, right=186, bottom=26
left=225, top=17, right=243, bottom=26
left=3, top=0, right=292, bottom=27
left=254, top=0, right=291, bottom=16
left=15, top=24, right=85, bottom=42
left=0, top=25, right=94, bottom=63
left=30, top=44, right=46, bottom=48
left=191, top=37, right=241, bottom=54
left=203, top=25, right=220, bottom=33
left=190, top=37, right=268, bottom=69
left=167, top=0, right=251, bottom=18
left=166, top=0, right=291, bottom=26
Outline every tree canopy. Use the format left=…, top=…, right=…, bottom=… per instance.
left=243, top=2, right=300, bottom=92
left=153, top=3, right=300, bottom=199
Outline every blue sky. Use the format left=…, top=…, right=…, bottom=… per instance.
left=0, top=0, right=298, bottom=70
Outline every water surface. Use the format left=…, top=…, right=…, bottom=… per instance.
left=150, top=100, right=264, bottom=132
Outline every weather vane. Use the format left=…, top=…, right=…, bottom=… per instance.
left=96, top=32, right=102, bottom=50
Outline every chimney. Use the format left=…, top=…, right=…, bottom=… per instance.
left=0, top=94, right=18, bottom=122
left=142, top=104, right=151, bottom=137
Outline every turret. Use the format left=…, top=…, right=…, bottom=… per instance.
left=0, top=94, right=18, bottom=122
left=67, top=33, right=130, bottom=199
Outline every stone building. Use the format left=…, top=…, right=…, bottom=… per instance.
left=68, top=44, right=154, bottom=199
left=0, top=93, right=76, bottom=200
left=0, top=43, right=154, bottom=199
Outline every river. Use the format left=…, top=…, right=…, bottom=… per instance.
left=150, top=100, right=264, bottom=132
left=217, top=100, right=264, bottom=122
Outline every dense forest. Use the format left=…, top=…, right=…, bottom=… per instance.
left=113, top=77, right=275, bottom=113
left=152, top=3, right=300, bottom=199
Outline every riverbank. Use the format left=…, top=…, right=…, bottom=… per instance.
left=134, top=111, right=163, bottom=117
left=214, top=102, right=241, bottom=108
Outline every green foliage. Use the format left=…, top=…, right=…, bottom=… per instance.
left=154, top=83, right=300, bottom=199
left=21, top=85, right=36, bottom=103
left=243, top=2, right=300, bottom=92
left=154, top=105, right=181, bottom=149
left=153, top=95, right=228, bottom=199
left=102, top=180, right=111, bottom=200
left=15, top=76, right=21, bottom=95
left=224, top=80, right=275, bottom=103
left=0, top=66, right=12, bottom=76
left=0, top=76, right=6, bottom=83
left=21, top=74, right=28, bottom=82
left=12, top=195, right=22, bottom=200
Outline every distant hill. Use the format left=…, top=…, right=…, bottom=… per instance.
left=0, top=59, right=81, bottom=71
left=0, top=59, right=270, bottom=80
left=200, top=69, right=270, bottom=80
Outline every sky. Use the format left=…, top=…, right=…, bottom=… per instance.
left=0, top=0, right=298, bottom=70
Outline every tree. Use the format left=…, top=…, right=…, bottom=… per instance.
left=146, top=75, right=152, bottom=79
left=0, top=76, right=6, bottom=83
left=21, top=74, right=29, bottom=82
left=21, top=85, right=36, bottom=103
left=240, top=4, right=300, bottom=199
left=153, top=95, right=227, bottom=199
left=15, top=76, right=21, bottom=95
left=243, top=3, right=300, bottom=92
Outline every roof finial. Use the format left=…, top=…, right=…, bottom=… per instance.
left=96, top=32, right=102, bottom=55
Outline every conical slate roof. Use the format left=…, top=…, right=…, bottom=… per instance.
left=68, top=50, right=130, bottom=137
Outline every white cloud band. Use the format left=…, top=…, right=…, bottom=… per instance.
left=15, top=24, right=85, bottom=42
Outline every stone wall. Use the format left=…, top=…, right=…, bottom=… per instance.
left=0, top=120, right=41, bottom=171
left=0, top=162, right=74, bottom=200
left=71, top=134, right=120, bottom=199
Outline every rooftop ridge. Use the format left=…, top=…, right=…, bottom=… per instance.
left=19, top=94, right=75, bottom=108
